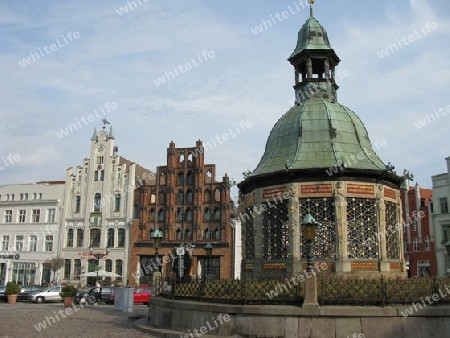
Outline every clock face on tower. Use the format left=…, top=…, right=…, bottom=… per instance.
left=98, top=146, right=104, bottom=153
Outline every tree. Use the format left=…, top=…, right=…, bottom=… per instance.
left=50, top=257, right=65, bottom=283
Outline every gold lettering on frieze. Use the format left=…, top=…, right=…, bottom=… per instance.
left=263, top=263, right=286, bottom=270
left=347, top=184, right=375, bottom=196
left=351, top=262, right=378, bottom=271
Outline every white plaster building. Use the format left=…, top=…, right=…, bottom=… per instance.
left=432, top=156, right=450, bottom=277
left=61, top=125, right=152, bottom=287
left=0, top=181, right=65, bottom=285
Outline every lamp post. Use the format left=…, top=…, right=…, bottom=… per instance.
left=445, top=240, right=450, bottom=277
left=302, top=213, right=319, bottom=311
left=89, top=246, right=110, bottom=284
left=204, top=243, right=213, bottom=281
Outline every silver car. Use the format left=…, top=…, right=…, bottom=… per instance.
left=31, top=286, right=63, bottom=304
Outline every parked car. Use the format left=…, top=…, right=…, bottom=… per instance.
left=30, top=286, right=63, bottom=303
left=133, top=285, right=152, bottom=305
left=74, top=287, right=95, bottom=304
left=0, top=285, right=45, bottom=302
left=75, top=286, right=115, bottom=304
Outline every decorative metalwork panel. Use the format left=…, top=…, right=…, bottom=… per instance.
left=263, top=201, right=289, bottom=260
left=300, top=198, right=336, bottom=259
left=347, top=198, right=378, bottom=259
left=243, top=208, right=255, bottom=260
left=385, top=201, right=400, bottom=259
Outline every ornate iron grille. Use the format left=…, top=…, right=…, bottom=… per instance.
left=262, top=201, right=289, bottom=260
left=300, top=198, right=336, bottom=259
left=243, top=208, right=255, bottom=260
left=347, top=198, right=378, bottom=259
left=385, top=201, right=400, bottom=259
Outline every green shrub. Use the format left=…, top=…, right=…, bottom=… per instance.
left=60, top=284, right=78, bottom=298
left=5, top=282, right=21, bottom=295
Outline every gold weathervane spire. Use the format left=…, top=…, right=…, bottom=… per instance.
left=308, top=0, right=315, bottom=17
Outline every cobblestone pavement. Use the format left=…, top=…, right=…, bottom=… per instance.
left=0, top=301, right=154, bottom=338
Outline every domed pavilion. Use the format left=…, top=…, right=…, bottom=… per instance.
left=238, top=3, right=406, bottom=278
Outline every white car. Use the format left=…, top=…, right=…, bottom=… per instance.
left=31, top=286, right=63, bottom=304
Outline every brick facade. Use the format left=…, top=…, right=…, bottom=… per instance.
left=128, top=140, right=234, bottom=284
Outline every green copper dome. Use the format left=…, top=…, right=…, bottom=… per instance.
left=289, top=10, right=333, bottom=61
left=251, top=98, right=386, bottom=176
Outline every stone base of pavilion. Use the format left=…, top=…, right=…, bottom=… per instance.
left=134, top=297, right=450, bottom=338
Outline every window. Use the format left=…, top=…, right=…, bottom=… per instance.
left=16, top=235, right=24, bottom=251
left=185, top=229, right=192, bottom=240
left=11, top=194, right=15, bottom=201
left=159, top=172, right=166, bottom=185
left=114, top=194, right=121, bottom=211
left=90, top=229, right=101, bottom=247
left=158, top=189, right=165, bottom=203
left=32, top=193, right=37, bottom=200
left=74, top=259, right=81, bottom=279
left=185, top=208, right=192, bottom=221
left=2, top=236, right=9, bottom=252
left=204, top=228, right=211, bottom=240
left=29, top=235, right=37, bottom=251
left=38, top=193, right=42, bottom=199
left=176, top=208, right=183, bottom=221
left=420, top=198, right=426, bottom=208
left=105, top=259, right=112, bottom=272
left=215, top=227, right=220, bottom=240
left=204, top=189, right=212, bottom=203
left=94, top=193, right=101, bottom=211
left=75, top=196, right=81, bottom=213
left=45, top=235, right=53, bottom=251
left=94, top=171, right=99, bottom=181
left=440, top=198, right=449, bottom=214
left=186, top=172, right=193, bottom=185
left=97, top=156, right=104, bottom=164
left=118, top=228, right=125, bottom=247
left=413, top=238, right=419, bottom=251
left=107, top=228, right=115, bottom=247
left=186, top=190, right=193, bottom=203
left=115, top=259, right=123, bottom=277
left=177, top=172, right=184, bottom=185
left=46, top=209, right=56, bottom=222
left=18, top=210, right=26, bottom=223
left=425, top=236, right=430, bottom=251
left=149, top=209, right=156, bottom=222
left=66, top=229, right=74, bottom=247
left=177, top=190, right=184, bottom=203
left=4, top=210, right=12, bottom=223
left=64, top=259, right=71, bottom=279
left=157, top=209, right=165, bottom=222
left=76, top=229, right=84, bottom=247
left=100, top=170, right=104, bottom=181
left=214, top=188, right=221, bottom=202
left=204, top=208, right=211, bottom=221
left=176, top=229, right=182, bottom=240
left=412, top=221, right=417, bottom=232
left=213, top=208, right=220, bottom=221
left=32, top=209, right=40, bottom=223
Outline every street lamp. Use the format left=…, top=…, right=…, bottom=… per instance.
left=204, top=243, right=213, bottom=281
left=302, top=213, right=319, bottom=310
left=89, top=246, right=110, bottom=283
left=152, top=229, right=163, bottom=274
left=302, top=213, right=318, bottom=272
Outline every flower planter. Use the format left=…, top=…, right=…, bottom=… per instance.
left=63, top=297, right=74, bottom=307
left=7, top=295, right=18, bottom=304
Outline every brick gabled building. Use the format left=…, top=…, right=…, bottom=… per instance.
left=401, top=183, right=436, bottom=277
left=128, top=140, right=234, bottom=284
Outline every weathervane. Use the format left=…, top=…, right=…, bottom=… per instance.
left=308, top=0, right=316, bottom=17
left=101, top=118, right=110, bottom=130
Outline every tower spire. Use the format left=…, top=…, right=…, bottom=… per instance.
left=309, top=0, right=315, bottom=18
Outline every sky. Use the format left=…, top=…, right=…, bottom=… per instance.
left=1, top=0, right=449, bottom=201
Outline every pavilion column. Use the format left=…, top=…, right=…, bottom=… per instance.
left=335, top=182, right=350, bottom=272
left=288, top=183, right=301, bottom=276
left=377, top=185, right=389, bottom=272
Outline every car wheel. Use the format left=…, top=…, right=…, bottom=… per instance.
left=36, top=297, right=44, bottom=304
left=143, top=302, right=148, bottom=306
